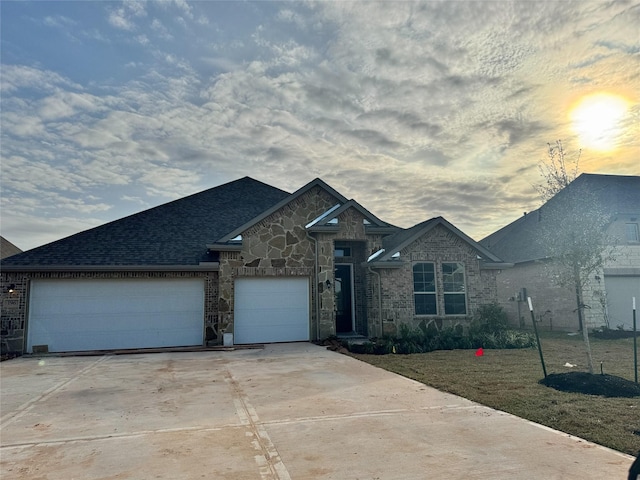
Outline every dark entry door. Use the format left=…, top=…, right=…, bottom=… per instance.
left=335, top=264, right=353, bottom=333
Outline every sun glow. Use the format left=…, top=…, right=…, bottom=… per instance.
left=570, top=93, right=630, bottom=152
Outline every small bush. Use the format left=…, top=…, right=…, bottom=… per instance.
left=346, top=320, right=536, bottom=355
left=473, top=302, right=510, bottom=333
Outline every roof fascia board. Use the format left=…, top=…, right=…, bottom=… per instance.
left=365, top=261, right=405, bottom=269
left=0, top=264, right=220, bottom=272
left=603, top=267, right=640, bottom=276
left=480, top=262, right=514, bottom=270
left=216, top=178, right=348, bottom=243
left=207, top=243, right=243, bottom=251
left=305, top=203, right=342, bottom=228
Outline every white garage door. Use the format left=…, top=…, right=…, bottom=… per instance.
left=605, top=276, right=640, bottom=330
left=27, top=278, right=204, bottom=353
left=234, top=277, right=309, bottom=344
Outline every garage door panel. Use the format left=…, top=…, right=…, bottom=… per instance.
left=604, top=276, right=640, bottom=330
left=27, top=279, right=204, bottom=352
left=234, top=278, right=309, bottom=344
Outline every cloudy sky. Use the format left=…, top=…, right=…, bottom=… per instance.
left=1, top=1, right=638, bottom=251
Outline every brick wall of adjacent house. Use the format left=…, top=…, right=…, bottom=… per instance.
left=0, top=270, right=219, bottom=356
left=373, top=224, right=499, bottom=336
left=496, top=233, right=640, bottom=332
left=494, top=261, right=578, bottom=331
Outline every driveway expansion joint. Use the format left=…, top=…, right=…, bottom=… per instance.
left=224, top=368, right=292, bottom=480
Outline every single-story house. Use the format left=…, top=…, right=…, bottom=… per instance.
left=481, top=173, right=640, bottom=331
left=1, top=177, right=508, bottom=355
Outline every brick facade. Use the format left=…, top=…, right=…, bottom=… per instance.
left=373, top=224, right=499, bottom=336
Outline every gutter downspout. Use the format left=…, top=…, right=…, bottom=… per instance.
left=306, top=230, right=320, bottom=340
left=368, top=266, right=383, bottom=338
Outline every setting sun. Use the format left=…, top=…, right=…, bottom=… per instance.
left=570, top=93, right=630, bottom=151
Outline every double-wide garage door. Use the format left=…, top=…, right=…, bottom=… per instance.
left=234, top=277, right=309, bottom=344
left=27, top=278, right=205, bottom=353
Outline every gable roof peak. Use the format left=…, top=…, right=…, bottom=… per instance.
left=375, top=216, right=502, bottom=264
left=214, top=177, right=348, bottom=244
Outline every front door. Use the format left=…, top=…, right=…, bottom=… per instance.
left=335, top=264, right=354, bottom=333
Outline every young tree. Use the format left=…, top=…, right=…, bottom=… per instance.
left=535, top=140, right=580, bottom=200
left=535, top=141, right=616, bottom=374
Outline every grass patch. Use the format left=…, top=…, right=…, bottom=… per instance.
left=350, top=331, right=640, bottom=455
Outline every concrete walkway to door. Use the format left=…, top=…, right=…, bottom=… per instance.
left=0, top=343, right=633, bottom=479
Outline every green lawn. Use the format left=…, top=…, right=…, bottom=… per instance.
left=350, top=331, right=640, bottom=455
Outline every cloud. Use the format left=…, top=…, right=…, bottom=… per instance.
left=1, top=1, right=638, bottom=251
left=0, top=65, right=83, bottom=93
left=108, top=10, right=135, bottom=31
left=43, top=15, right=76, bottom=28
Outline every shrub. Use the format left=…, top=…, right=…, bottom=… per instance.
left=473, top=303, right=509, bottom=333
left=345, top=317, right=536, bottom=355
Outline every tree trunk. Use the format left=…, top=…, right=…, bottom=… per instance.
left=575, top=275, right=594, bottom=374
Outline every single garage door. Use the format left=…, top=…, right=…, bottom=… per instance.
left=604, top=275, right=640, bottom=330
left=234, top=277, right=309, bottom=344
left=27, top=278, right=204, bottom=353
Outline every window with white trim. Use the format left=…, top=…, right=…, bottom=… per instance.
left=442, top=262, right=466, bottom=315
left=626, top=223, right=639, bottom=243
left=413, top=263, right=437, bottom=315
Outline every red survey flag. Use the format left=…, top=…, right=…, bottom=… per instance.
left=475, top=347, right=484, bottom=357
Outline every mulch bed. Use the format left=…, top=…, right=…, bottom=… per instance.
left=541, top=372, right=640, bottom=397
left=592, top=329, right=638, bottom=340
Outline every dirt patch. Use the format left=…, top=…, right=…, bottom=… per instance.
left=540, top=372, right=640, bottom=398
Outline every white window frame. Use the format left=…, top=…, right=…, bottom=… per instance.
left=626, top=223, right=639, bottom=243
left=413, top=262, right=437, bottom=316
left=442, top=262, right=467, bottom=316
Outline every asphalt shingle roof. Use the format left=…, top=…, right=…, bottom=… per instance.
left=1, top=177, right=290, bottom=267
left=480, top=173, right=640, bottom=264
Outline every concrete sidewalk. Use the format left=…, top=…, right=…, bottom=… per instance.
left=0, top=343, right=633, bottom=479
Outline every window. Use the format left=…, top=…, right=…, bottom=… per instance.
left=442, top=262, right=466, bottom=315
left=626, top=223, right=639, bottom=243
left=413, top=263, right=437, bottom=315
left=334, top=246, right=351, bottom=257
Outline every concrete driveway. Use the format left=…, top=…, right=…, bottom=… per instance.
left=0, top=343, right=633, bottom=479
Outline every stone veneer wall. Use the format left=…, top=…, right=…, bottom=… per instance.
left=217, top=186, right=336, bottom=339
left=217, top=188, right=387, bottom=340
left=376, top=224, right=498, bottom=336
left=0, top=270, right=219, bottom=355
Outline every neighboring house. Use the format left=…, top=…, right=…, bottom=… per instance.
left=0, top=236, right=22, bottom=259
left=481, top=173, right=640, bottom=332
left=1, top=177, right=506, bottom=355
